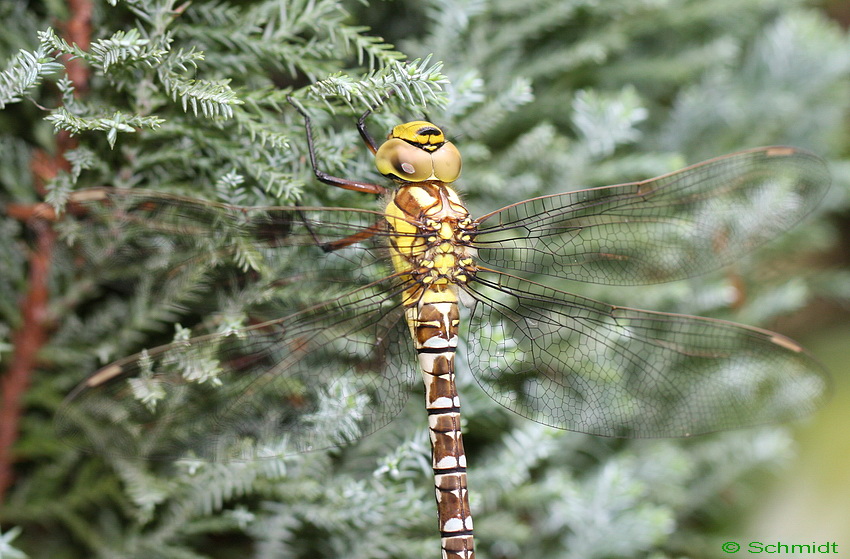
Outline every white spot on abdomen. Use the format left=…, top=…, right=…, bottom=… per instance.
left=424, top=337, right=452, bottom=348
left=443, top=517, right=464, bottom=532
left=435, top=455, right=459, bottom=469
left=430, top=396, right=454, bottom=408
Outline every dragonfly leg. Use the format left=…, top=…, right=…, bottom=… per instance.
left=356, top=105, right=379, bottom=154
left=295, top=208, right=386, bottom=253
left=288, top=96, right=387, bottom=196
left=356, top=88, right=396, bottom=154
left=319, top=219, right=387, bottom=252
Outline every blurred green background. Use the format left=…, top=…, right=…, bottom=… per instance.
left=1, top=0, right=849, bottom=558
left=746, top=323, right=850, bottom=546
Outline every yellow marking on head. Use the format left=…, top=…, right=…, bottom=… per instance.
left=375, top=122, right=462, bottom=183
left=390, top=121, right=446, bottom=146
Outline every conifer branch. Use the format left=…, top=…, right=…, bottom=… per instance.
left=0, top=45, right=63, bottom=110
left=307, top=56, right=449, bottom=110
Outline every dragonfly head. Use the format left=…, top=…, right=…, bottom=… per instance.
left=375, top=121, right=462, bottom=184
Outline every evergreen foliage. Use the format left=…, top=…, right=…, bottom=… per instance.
left=0, top=0, right=848, bottom=558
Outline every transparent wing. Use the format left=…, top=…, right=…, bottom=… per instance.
left=58, top=187, right=403, bottom=284
left=55, top=275, right=418, bottom=461
left=463, top=271, right=828, bottom=437
left=473, top=147, right=830, bottom=285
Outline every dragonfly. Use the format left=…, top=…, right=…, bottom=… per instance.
left=54, top=99, right=830, bottom=559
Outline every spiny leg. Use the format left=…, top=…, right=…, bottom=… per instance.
left=288, top=96, right=388, bottom=196
left=288, top=96, right=393, bottom=252
left=356, top=89, right=398, bottom=154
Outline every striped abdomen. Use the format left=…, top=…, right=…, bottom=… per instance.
left=409, top=288, right=473, bottom=559
left=386, top=182, right=476, bottom=559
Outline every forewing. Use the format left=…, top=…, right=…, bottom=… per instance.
left=463, top=271, right=828, bottom=437
left=55, top=276, right=418, bottom=461
left=56, top=187, right=400, bottom=286
left=473, top=147, right=830, bottom=285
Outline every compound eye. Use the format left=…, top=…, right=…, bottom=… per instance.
left=375, top=138, right=433, bottom=182
left=431, top=141, right=462, bottom=183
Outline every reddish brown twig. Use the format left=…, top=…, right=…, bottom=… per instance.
left=64, top=0, right=92, bottom=94
left=0, top=219, right=56, bottom=501
left=0, top=0, right=92, bottom=503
